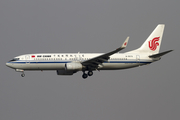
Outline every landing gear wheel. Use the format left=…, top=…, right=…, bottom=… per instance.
left=88, top=71, right=93, bottom=76
left=82, top=73, right=88, bottom=79
left=21, top=74, right=25, bottom=77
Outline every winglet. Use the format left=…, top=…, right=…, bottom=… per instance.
left=121, top=36, right=129, bottom=48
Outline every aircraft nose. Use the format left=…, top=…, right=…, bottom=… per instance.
left=6, top=62, right=10, bottom=67
left=6, top=62, right=16, bottom=69
left=6, top=62, right=12, bottom=68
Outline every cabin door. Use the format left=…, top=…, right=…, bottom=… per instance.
left=136, top=55, right=140, bottom=63
left=25, top=55, right=30, bottom=64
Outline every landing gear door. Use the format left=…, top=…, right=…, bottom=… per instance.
left=25, top=56, right=30, bottom=64
left=136, top=55, right=140, bottom=63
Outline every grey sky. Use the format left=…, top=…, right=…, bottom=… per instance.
left=0, top=0, right=179, bottom=120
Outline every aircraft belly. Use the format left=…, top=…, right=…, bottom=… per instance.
left=17, top=63, right=65, bottom=70
left=32, top=63, right=65, bottom=70
left=100, top=63, right=140, bottom=70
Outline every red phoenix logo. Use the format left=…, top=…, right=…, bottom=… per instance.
left=148, top=37, right=160, bottom=51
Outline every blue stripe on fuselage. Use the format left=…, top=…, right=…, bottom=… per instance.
left=9, top=61, right=152, bottom=64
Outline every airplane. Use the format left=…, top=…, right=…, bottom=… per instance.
left=6, top=24, right=173, bottom=79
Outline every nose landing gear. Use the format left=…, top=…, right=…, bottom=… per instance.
left=21, top=73, right=25, bottom=77
left=15, top=69, right=25, bottom=77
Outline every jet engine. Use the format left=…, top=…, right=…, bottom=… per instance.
left=65, top=62, right=83, bottom=71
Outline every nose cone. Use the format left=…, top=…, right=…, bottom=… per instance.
left=6, top=62, right=13, bottom=68
left=6, top=62, right=10, bottom=67
left=6, top=63, right=9, bottom=66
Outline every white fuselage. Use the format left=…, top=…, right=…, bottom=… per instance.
left=6, top=24, right=171, bottom=78
left=6, top=53, right=156, bottom=71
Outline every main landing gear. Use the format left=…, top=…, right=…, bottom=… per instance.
left=82, top=71, right=93, bottom=79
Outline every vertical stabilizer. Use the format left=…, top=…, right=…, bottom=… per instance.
left=128, top=24, right=165, bottom=55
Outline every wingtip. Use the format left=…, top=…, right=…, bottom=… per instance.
left=121, top=36, right=129, bottom=48
left=126, top=36, right=129, bottom=42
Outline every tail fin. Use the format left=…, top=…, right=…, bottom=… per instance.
left=128, top=24, right=165, bottom=55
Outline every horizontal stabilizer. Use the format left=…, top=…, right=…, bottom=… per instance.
left=149, top=50, right=173, bottom=58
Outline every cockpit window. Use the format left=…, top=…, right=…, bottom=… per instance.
left=9, top=58, right=20, bottom=62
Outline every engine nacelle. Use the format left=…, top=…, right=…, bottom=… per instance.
left=56, top=70, right=74, bottom=75
left=65, top=62, right=82, bottom=71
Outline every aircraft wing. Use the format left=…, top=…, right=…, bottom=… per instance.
left=81, top=37, right=129, bottom=68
